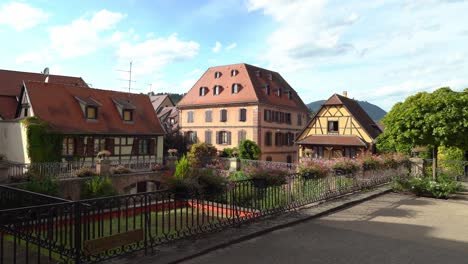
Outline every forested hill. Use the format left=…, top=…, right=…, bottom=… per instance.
left=307, top=100, right=387, bottom=121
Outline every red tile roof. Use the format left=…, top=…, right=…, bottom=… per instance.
left=322, top=94, right=382, bottom=139
left=297, top=135, right=367, bottom=147
left=0, top=95, right=18, bottom=119
left=25, top=81, right=165, bottom=135
left=0, top=69, right=87, bottom=97
left=177, top=63, right=309, bottom=112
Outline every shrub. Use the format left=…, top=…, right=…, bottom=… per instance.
left=187, top=142, right=217, bottom=168
left=75, top=167, right=97, bottom=178
left=196, top=169, right=227, bottom=195
left=167, top=177, right=200, bottom=196
left=174, top=155, right=191, bottom=179
left=82, top=176, right=118, bottom=199
left=249, top=168, right=288, bottom=187
left=21, top=175, right=59, bottom=196
left=332, top=159, right=360, bottom=175
left=111, top=165, right=132, bottom=175
left=359, top=154, right=383, bottom=171
left=381, top=154, right=398, bottom=169
left=238, top=140, right=261, bottom=160
left=392, top=174, right=462, bottom=199
left=228, top=171, right=249, bottom=181
left=220, top=147, right=238, bottom=158
left=298, top=160, right=328, bottom=179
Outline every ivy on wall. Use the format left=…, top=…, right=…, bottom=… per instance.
left=22, top=117, right=63, bottom=162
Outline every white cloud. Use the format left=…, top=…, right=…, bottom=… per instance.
left=0, top=2, right=48, bottom=30
left=226, top=42, right=237, bottom=50
left=15, top=50, right=51, bottom=65
left=49, top=9, right=126, bottom=58
left=150, top=77, right=198, bottom=95
left=212, top=41, right=222, bottom=53
left=117, top=33, right=200, bottom=77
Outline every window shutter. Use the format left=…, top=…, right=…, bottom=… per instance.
left=205, top=131, right=212, bottom=144
left=149, top=139, right=156, bottom=155
left=216, top=132, right=220, bottom=144
left=193, top=131, right=198, bottom=143
left=105, top=138, right=115, bottom=155
left=132, top=138, right=139, bottom=155
left=86, top=137, right=94, bottom=156
left=227, top=132, right=232, bottom=145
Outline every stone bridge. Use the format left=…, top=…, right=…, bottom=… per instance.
left=57, top=171, right=166, bottom=200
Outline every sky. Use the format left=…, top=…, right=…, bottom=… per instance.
left=0, top=0, right=467, bottom=111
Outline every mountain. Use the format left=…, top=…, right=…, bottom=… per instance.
left=307, top=100, right=387, bottom=121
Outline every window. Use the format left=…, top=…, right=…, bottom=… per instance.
left=328, top=121, right=339, bottom=133
left=239, top=108, right=247, bottom=122
left=267, top=73, right=273, bottom=81
left=205, top=130, right=212, bottom=144
left=62, top=137, right=74, bottom=155
left=220, top=109, right=227, bottom=122
left=205, top=110, right=212, bottom=122
left=345, top=147, right=357, bottom=158
left=169, top=118, right=175, bottom=124
left=285, top=132, right=294, bottom=146
left=275, top=132, right=283, bottom=146
left=217, top=131, right=231, bottom=145
left=285, top=113, right=291, bottom=124
left=139, top=139, right=150, bottom=155
left=277, top=88, right=282, bottom=97
left=86, top=106, right=97, bottom=119
left=287, top=155, right=292, bottom=164
left=214, top=71, right=222, bottom=79
left=214, top=85, right=221, bottom=96
left=187, top=111, right=194, bottom=123
left=313, top=146, right=324, bottom=159
left=266, top=156, right=272, bottom=162
left=279, top=112, right=285, bottom=123
left=287, top=90, right=293, bottom=100
left=238, top=130, right=247, bottom=144
left=186, top=131, right=197, bottom=144
left=264, top=85, right=270, bottom=95
left=297, top=114, right=302, bottom=126
left=94, top=138, right=105, bottom=155
left=232, top=83, right=240, bottom=94
left=273, top=111, right=280, bottom=122
left=255, top=70, right=261, bottom=77
left=123, top=109, right=133, bottom=122
left=265, top=132, right=272, bottom=146
left=23, top=108, right=28, bottom=117
left=231, top=69, right=238, bottom=77
left=264, top=109, right=271, bottom=122
left=199, top=87, right=207, bottom=96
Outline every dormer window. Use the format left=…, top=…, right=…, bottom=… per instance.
left=267, top=73, right=273, bottom=81
left=86, top=106, right=97, bottom=120
left=214, top=71, right=222, bottom=79
left=232, top=83, right=240, bottom=94
left=277, top=88, right=282, bottom=97
left=214, top=85, right=221, bottom=96
left=286, top=90, right=293, bottom=100
left=231, top=69, right=238, bottom=77
left=255, top=70, right=261, bottom=77
left=123, top=109, right=133, bottom=122
left=199, top=86, right=208, bottom=96
left=264, top=85, right=270, bottom=95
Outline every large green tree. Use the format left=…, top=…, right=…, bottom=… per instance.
left=377, top=87, right=468, bottom=179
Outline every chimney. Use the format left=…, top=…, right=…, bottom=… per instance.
left=342, top=91, right=348, bottom=97
left=45, top=76, right=49, bottom=83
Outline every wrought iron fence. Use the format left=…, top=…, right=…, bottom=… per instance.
left=0, top=185, right=70, bottom=210
left=0, top=165, right=408, bottom=264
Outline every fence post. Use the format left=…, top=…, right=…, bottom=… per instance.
left=74, top=202, right=82, bottom=264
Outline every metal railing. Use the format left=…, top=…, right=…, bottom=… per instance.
left=0, top=185, right=70, bottom=210
left=0, top=165, right=408, bottom=264
left=240, top=159, right=297, bottom=172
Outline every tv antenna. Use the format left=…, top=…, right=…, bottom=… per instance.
left=117, top=61, right=136, bottom=92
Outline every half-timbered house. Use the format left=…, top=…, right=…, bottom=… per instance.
left=296, top=93, right=382, bottom=160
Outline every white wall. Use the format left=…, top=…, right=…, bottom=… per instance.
left=0, top=121, right=29, bottom=163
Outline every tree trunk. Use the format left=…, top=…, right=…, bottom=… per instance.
left=432, top=146, right=438, bottom=180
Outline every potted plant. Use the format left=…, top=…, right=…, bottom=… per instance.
left=332, top=159, right=360, bottom=176
left=298, top=162, right=328, bottom=180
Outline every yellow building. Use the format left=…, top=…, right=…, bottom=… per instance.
left=177, top=63, right=310, bottom=163
left=296, top=93, right=383, bottom=160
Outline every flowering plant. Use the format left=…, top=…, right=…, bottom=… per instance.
left=331, top=158, right=360, bottom=175
left=298, top=160, right=329, bottom=179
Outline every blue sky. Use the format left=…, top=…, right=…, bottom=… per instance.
left=1, top=0, right=467, bottom=111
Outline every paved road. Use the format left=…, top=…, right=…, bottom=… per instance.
left=183, top=193, right=468, bottom=264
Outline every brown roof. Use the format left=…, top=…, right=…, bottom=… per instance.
left=150, top=95, right=174, bottom=109
left=297, top=135, right=367, bottom=147
left=177, top=63, right=309, bottom=112
left=0, top=69, right=88, bottom=97
left=322, top=94, right=382, bottom=139
left=25, top=81, right=165, bottom=135
left=0, top=95, right=18, bottom=119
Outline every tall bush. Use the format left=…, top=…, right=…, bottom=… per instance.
left=174, top=155, right=191, bottom=179
left=187, top=142, right=217, bottom=168
left=22, top=117, right=63, bottom=162
left=21, top=175, right=59, bottom=196
left=238, top=140, right=261, bottom=160
left=81, top=176, right=118, bottom=199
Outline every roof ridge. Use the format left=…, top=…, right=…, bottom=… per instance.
left=0, top=69, right=83, bottom=79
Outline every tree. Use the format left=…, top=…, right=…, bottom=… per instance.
left=187, top=142, right=217, bottom=168
left=238, top=140, right=262, bottom=160
left=377, top=87, right=468, bottom=179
